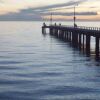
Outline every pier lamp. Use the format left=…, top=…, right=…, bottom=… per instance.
left=50, top=13, right=53, bottom=25
left=74, top=4, right=78, bottom=28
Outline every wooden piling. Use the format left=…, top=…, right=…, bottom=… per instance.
left=83, top=34, right=85, bottom=52
left=86, top=35, right=91, bottom=56
left=95, top=37, right=99, bottom=59
left=79, top=34, right=81, bottom=50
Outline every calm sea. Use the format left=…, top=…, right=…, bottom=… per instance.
left=0, top=21, right=100, bottom=100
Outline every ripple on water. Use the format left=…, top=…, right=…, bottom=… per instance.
left=0, top=22, right=100, bottom=100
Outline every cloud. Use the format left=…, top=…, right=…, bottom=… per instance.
left=0, top=11, right=42, bottom=21
left=22, top=0, right=88, bottom=13
left=0, top=0, right=96, bottom=21
left=42, top=12, right=97, bottom=16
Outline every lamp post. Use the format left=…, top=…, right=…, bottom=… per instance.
left=50, top=13, right=53, bottom=25
left=74, top=5, right=78, bottom=28
left=74, top=6, right=76, bottom=27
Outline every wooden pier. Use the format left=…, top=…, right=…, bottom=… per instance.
left=42, top=24, right=100, bottom=60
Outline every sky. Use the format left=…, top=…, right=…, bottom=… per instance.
left=0, top=0, right=100, bottom=21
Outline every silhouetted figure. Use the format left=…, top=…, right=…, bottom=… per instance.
left=74, top=23, right=77, bottom=28
left=59, top=23, right=61, bottom=26
left=55, top=23, right=56, bottom=26
left=43, top=23, right=46, bottom=27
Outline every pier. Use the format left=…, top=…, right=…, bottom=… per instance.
left=42, top=24, right=100, bottom=60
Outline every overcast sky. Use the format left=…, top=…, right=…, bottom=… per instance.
left=0, top=0, right=100, bottom=21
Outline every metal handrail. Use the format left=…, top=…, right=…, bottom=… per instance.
left=50, top=24, right=100, bottom=31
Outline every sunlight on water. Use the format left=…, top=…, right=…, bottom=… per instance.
left=0, top=21, right=100, bottom=100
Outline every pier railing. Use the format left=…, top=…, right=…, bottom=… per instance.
left=49, top=24, right=100, bottom=31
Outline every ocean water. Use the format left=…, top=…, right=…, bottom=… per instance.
left=0, top=21, right=100, bottom=100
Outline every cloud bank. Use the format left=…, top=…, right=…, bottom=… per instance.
left=0, top=0, right=99, bottom=21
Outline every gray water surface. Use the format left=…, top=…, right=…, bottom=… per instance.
left=0, top=21, right=100, bottom=100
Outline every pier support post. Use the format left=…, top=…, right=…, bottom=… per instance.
left=72, top=32, right=75, bottom=46
left=75, top=33, right=78, bottom=48
left=55, top=29, right=59, bottom=37
left=83, top=34, right=85, bottom=53
left=79, top=34, right=81, bottom=50
left=86, top=35, right=91, bottom=56
left=64, top=31, right=67, bottom=41
left=72, top=32, right=74, bottom=45
left=95, top=37, right=99, bottom=59
left=69, top=32, right=71, bottom=42
left=42, top=27, right=46, bottom=34
left=68, top=32, right=70, bottom=41
left=72, top=31, right=78, bottom=48
left=50, top=28, right=53, bottom=35
left=58, top=30, right=60, bottom=38
left=59, top=30, right=61, bottom=38
left=59, top=30, right=64, bottom=39
left=66, top=32, right=68, bottom=41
